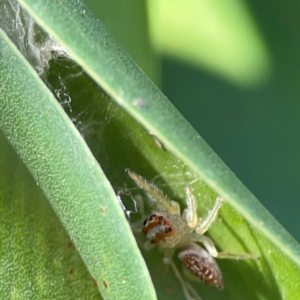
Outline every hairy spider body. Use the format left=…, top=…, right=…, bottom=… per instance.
left=127, top=169, right=257, bottom=300
left=143, top=212, right=224, bottom=289
left=143, top=212, right=190, bottom=248
left=142, top=211, right=224, bottom=290
left=179, top=243, right=224, bottom=289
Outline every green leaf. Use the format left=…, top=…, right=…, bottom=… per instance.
left=0, top=131, right=101, bottom=300
left=1, top=0, right=300, bottom=299
left=0, top=29, right=155, bottom=300
left=83, top=0, right=158, bottom=83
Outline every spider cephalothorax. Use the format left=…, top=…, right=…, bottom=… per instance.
left=143, top=212, right=190, bottom=248
left=127, top=169, right=257, bottom=300
left=143, top=213, right=176, bottom=244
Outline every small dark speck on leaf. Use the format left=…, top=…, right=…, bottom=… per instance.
left=100, top=206, right=105, bottom=213
left=69, top=269, right=74, bottom=275
left=93, top=278, right=98, bottom=286
left=103, top=280, right=108, bottom=288
left=68, top=241, right=73, bottom=247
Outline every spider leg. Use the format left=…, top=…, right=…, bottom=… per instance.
left=186, top=283, right=203, bottom=300
left=163, top=250, right=202, bottom=300
left=132, top=194, right=145, bottom=216
left=195, top=197, right=224, bottom=234
left=190, top=234, right=219, bottom=256
left=142, top=240, right=156, bottom=251
left=191, top=234, right=258, bottom=259
left=162, top=249, right=175, bottom=265
left=167, top=258, right=202, bottom=300
left=184, top=186, right=198, bottom=228
left=130, top=218, right=145, bottom=234
left=215, top=251, right=259, bottom=260
left=127, top=169, right=181, bottom=215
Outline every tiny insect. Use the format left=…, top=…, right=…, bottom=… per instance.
left=127, top=169, right=257, bottom=300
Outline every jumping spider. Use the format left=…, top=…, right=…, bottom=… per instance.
left=127, top=169, right=257, bottom=300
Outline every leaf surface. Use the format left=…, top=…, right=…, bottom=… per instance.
left=0, top=28, right=155, bottom=300
left=2, top=0, right=300, bottom=299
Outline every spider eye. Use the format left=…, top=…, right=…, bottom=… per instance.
left=149, top=214, right=156, bottom=221
left=165, top=226, right=173, bottom=233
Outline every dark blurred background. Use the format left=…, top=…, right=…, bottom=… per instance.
left=84, top=0, right=300, bottom=242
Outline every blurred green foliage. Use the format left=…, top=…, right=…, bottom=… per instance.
left=148, top=0, right=271, bottom=87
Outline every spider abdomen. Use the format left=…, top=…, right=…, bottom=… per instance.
left=178, top=243, right=224, bottom=290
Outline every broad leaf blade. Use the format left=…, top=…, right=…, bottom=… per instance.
left=0, top=132, right=101, bottom=300
left=0, top=29, right=155, bottom=300
left=84, top=0, right=158, bottom=83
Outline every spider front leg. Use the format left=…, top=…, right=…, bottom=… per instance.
left=186, top=189, right=258, bottom=260
left=184, top=186, right=198, bottom=228
left=195, top=196, right=223, bottom=235
left=163, top=250, right=202, bottom=300
left=184, top=186, right=223, bottom=234
left=127, top=169, right=181, bottom=215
